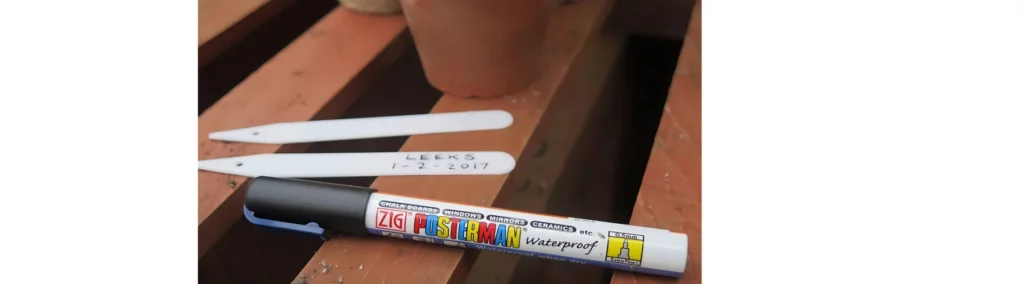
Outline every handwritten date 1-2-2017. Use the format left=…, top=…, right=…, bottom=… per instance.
left=394, top=152, right=488, bottom=171
left=393, top=162, right=489, bottom=170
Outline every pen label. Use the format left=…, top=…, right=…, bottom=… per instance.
left=379, top=201, right=440, bottom=214
left=486, top=215, right=528, bottom=226
left=524, top=238, right=599, bottom=255
left=364, top=194, right=685, bottom=278
left=530, top=221, right=577, bottom=233
left=604, top=231, right=645, bottom=266
left=381, top=231, right=406, bottom=239
left=375, top=208, right=408, bottom=232
left=569, top=217, right=598, bottom=223
left=442, top=209, right=484, bottom=220
left=366, top=228, right=679, bottom=277
left=412, top=212, right=523, bottom=248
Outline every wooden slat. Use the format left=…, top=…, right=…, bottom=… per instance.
left=464, top=20, right=628, bottom=284
left=609, top=1, right=701, bottom=283
left=477, top=39, right=630, bottom=283
left=292, top=0, right=620, bottom=283
left=198, top=0, right=297, bottom=67
left=198, top=7, right=409, bottom=258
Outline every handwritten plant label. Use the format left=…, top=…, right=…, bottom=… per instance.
left=197, top=151, right=516, bottom=178
left=385, top=152, right=514, bottom=175
left=393, top=152, right=496, bottom=171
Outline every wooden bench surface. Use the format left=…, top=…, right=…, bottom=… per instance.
left=292, top=0, right=622, bottom=283
left=198, top=0, right=699, bottom=282
left=198, top=0, right=297, bottom=67
left=610, top=1, right=701, bottom=283
left=198, top=7, right=408, bottom=258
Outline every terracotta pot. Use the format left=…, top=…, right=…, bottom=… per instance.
left=399, top=0, right=556, bottom=98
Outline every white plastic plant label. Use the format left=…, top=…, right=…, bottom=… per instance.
left=197, top=151, right=516, bottom=178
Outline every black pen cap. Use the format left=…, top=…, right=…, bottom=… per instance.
left=244, top=176, right=376, bottom=236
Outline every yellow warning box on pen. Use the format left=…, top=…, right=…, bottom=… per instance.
left=605, top=231, right=644, bottom=266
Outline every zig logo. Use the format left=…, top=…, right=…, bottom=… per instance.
left=375, top=208, right=407, bottom=232
left=605, top=231, right=644, bottom=266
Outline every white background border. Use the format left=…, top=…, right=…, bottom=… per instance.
left=1, top=0, right=1022, bottom=283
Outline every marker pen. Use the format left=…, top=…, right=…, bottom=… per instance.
left=243, top=176, right=689, bottom=278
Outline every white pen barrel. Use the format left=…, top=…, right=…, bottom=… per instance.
left=244, top=176, right=688, bottom=278
left=364, top=193, right=688, bottom=277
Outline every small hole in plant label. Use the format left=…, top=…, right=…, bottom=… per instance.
left=236, top=162, right=244, bottom=167
left=252, top=131, right=260, bottom=135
